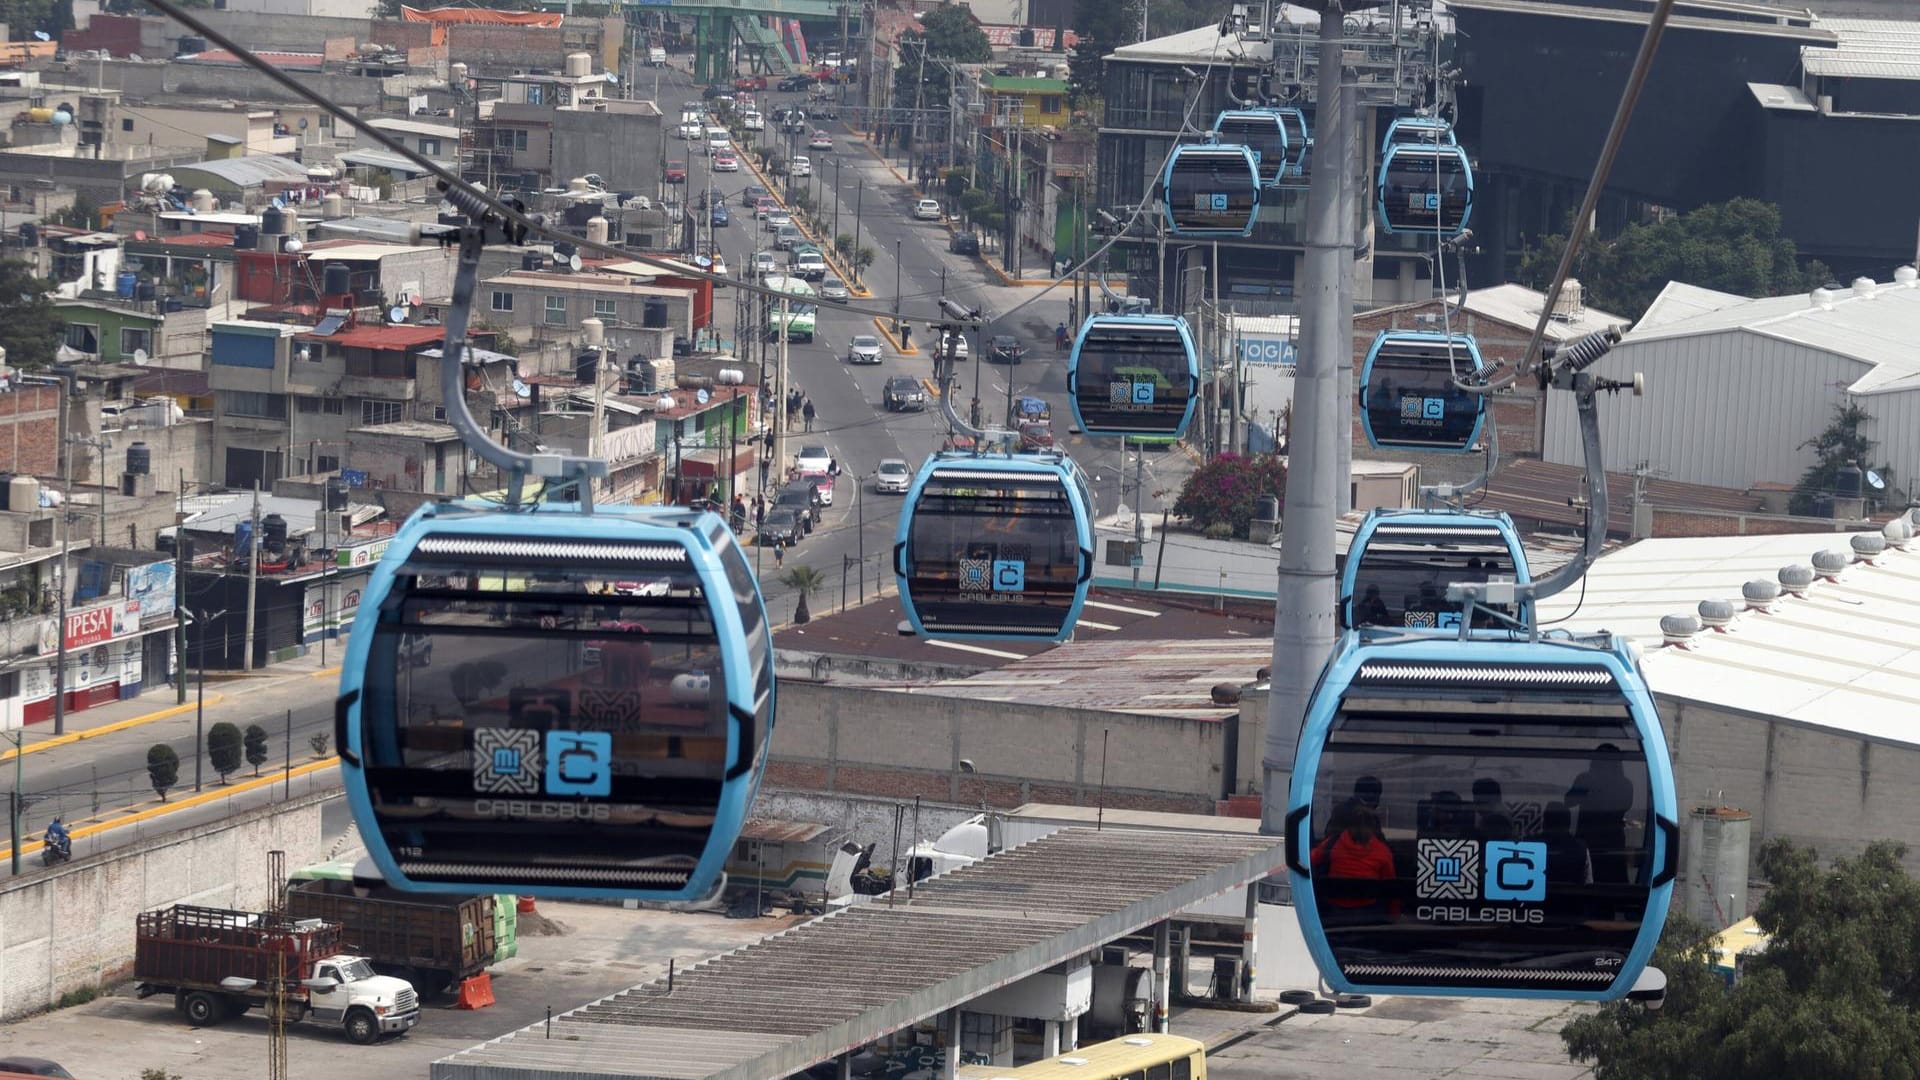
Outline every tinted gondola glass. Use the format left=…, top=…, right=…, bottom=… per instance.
left=1162, top=145, right=1260, bottom=237
left=1381, top=115, right=1457, bottom=151
left=1360, top=331, right=1487, bottom=453
left=1341, top=510, right=1530, bottom=631
left=338, top=502, right=773, bottom=902
left=1067, top=314, right=1199, bottom=439
left=1376, top=144, right=1473, bottom=237
left=1275, top=107, right=1310, bottom=174
left=894, top=455, right=1094, bottom=640
left=1286, top=635, right=1677, bottom=999
left=1211, top=110, right=1289, bottom=186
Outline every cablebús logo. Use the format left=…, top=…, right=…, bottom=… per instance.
left=1415, top=838, right=1548, bottom=924
left=471, top=728, right=615, bottom=819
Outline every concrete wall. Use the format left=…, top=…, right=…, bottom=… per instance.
left=0, top=790, right=329, bottom=1021
left=751, top=788, right=977, bottom=861
left=551, top=105, right=663, bottom=194
left=766, top=682, right=1230, bottom=814
left=47, top=59, right=386, bottom=110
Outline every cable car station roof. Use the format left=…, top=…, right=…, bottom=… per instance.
left=432, top=828, right=1286, bottom=1080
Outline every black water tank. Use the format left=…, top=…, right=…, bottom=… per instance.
left=261, top=513, right=289, bottom=550
left=575, top=350, right=599, bottom=383
left=521, top=251, right=544, bottom=271
left=322, top=263, right=352, bottom=297
left=233, top=225, right=259, bottom=250
left=325, top=475, right=349, bottom=511
left=1836, top=464, right=1863, bottom=498
left=126, top=442, right=151, bottom=476
left=1256, top=494, right=1279, bottom=521
left=176, top=34, right=207, bottom=56
left=19, top=223, right=37, bottom=247
left=261, top=206, right=288, bottom=236
left=643, top=298, right=670, bottom=329
left=0, top=473, right=11, bottom=512
left=161, top=297, right=183, bottom=313
left=135, top=282, right=157, bottom=303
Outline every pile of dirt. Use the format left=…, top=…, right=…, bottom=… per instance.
left=517, top=909, right=571, bottom=936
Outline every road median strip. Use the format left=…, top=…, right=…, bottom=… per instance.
left=1, top=756, right=341, bottom=861
left=0, top=695, right=228, bottom=764
left=738, top=137, right=873, bottom=297
left=872, top=317, right=920, bottom=356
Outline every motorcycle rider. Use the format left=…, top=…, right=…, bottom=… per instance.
left=44, top=816, right=70, bottom=859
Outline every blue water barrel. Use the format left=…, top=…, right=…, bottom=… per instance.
left=116, top=271, right=138, bottom=298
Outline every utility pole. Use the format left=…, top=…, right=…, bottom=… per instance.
left=1334, top=53, right=1358, bottom=514
left=1263, top=7, right=1350, bottom=835
left=772, top=294, right=790, bottom=499
left=174, top=469, right=187, bottom=704
left=52, top=374, right=68, bottom=736
left=242, top=483, right=260, bottom=672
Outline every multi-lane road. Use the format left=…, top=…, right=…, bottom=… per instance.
left=660, top=66, right=1188, bottom=616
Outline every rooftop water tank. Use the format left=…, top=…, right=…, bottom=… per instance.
left=322, top=263, right=352, bottom=297
left=126, top=441, right=151, bottom=476
left=261, top=512, right=288, bottom=550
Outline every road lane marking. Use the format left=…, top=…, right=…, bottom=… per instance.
left=924, top=640, right=1028, bottom=661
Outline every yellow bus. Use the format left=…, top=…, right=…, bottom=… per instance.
left=958, top=1034, right=1206, bottom=1080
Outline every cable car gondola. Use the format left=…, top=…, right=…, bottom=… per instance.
left=1162, top=144, right=1260, bottom=238
left=1376, top=143, right=1473, bottom=237
left=894, top=453, right=1094, bottom=640
left=1360, top=331, right=1488, bottom=453
left=1211, top=109, right=1289, bottom=187
left=1285, top=633, right=1677, bottom=999
left=1381, top=115, right=1457, bottom=152
left=337, top=501, right=773, bottom=901
left=1275, top=107, right=1310, bottom=175
left=1341, top=509, right=1531, bottom=631
left=1066, top=314, right=1199, bottom=440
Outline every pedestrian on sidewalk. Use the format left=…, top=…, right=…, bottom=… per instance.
left=802, top=397, right=816, bottom=432
left=774, top=540, right=785, bottom=569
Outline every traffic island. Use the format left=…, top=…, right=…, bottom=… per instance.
left=872, top=317, right=920, bottom=356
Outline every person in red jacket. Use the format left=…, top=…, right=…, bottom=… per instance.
left=1314, top=802, right=1401, bottom=920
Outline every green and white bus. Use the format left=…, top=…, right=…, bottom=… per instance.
left=763, top=274, right=818, bottom=342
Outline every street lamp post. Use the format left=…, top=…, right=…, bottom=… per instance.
left=832, top=157, right=842, bottom=242
left=892, top=239, right=902, bottom=333
left=853, top=179, right=865, bottom=286
left=6, top=729, right=22, bottom=875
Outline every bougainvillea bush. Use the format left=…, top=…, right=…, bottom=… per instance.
left=1171, top=453, right=1288, bottom=538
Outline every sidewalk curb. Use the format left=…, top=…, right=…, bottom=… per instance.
left=1, top=757, right=341, bottom=860
left=920, top=376, right=942, bottom=399
left=1, top=694, right=228, bottom=765
left=872, top=317, right=920, bottom=356
left=740, top=139, right=873, bottom=297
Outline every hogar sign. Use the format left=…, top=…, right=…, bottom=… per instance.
left=1239, top=334, right=1297, bottom=372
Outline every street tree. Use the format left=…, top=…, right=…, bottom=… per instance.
left=147, top=744, right=179, bottom=803
left=1518, top=198, right=1830, bottom=320
left=0, top=259, right=63, bottom=369
left=1563, top=838, right=1920, bottom=1080
left=1172, top=452, right=1288, bottom=538
left=244, top=723, right=270, bottom=777
left=1069, top=0, right=1140, bottom=106
left=1791, top=402, right=1890, bottom=515
left=206, top=721, right=243, bottom=784
left=780, top=564, right=825, bottom=624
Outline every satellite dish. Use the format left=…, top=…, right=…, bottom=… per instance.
left=511, top=378, right=532, bottom=399
left=568, top=253, right=583, bottom=272
left=1867, top=469, right=1887, bottom=490
left=388, top=306, right=408, bottom=324
left=606, top=73, right=619, bottom=84
left=33, top=31, right=49, bottom=41
left=131, top=348, right=150, bottom=366
left=271, top=196, right=286, bottom=210
left=298, top=117, right=309, bottom=130
left=696, top=388, right=710, bottom=405
left=133, top=230, right=147, bottom=241
left=282, top=238, right=302, bottom=253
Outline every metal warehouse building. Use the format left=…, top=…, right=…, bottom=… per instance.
left=1543, top=273, right=1920, bottom=496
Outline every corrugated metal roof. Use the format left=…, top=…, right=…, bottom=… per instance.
left=1625, top=276, right=1920, bottom=393
left=299, top=322, right=446, bottom=349
left=1472, top=458, right=1762, bottom=537
left=174, top=155, right=310, bottom=188
left=1536, top=529, right=1920, bottom=749
left=431, top=827, right=1286, bottom=1080
left=337, top=149, right=440, bottom=176
left=366, top=117, right=462, bottom=139
left=1802, top=17, right=1920, bottom=82
left=1636, top=281, right=1752, bottom=329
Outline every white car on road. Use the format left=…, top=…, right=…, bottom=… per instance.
left=913, top=198, right=942, bottom=220
left=791, top=155, right=813, bottom=178
left=743, top=110, right=765, bottom=131
left=847, top=334, right=883, bottom=364
left=794, top=444, right=832, bottom=475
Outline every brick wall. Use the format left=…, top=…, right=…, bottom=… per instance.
left=0, top=386, right=63, bottom=477
left=1651, top=509, right=1864, bottom=538
left=769, top=682, right=1228, bottom=814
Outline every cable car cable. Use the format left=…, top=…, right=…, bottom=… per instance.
left=1459, top=0, right=1678, bottom=398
